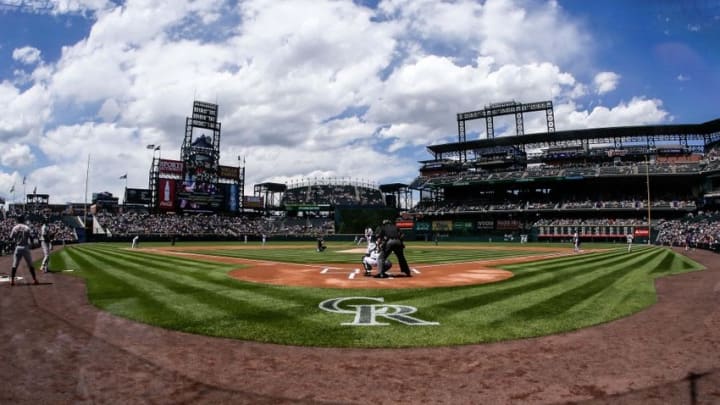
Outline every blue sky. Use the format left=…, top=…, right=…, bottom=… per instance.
left=0, top=0, right=718, bottom=205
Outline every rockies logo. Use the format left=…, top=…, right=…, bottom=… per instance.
left=319, top=297, right=439, bottom=326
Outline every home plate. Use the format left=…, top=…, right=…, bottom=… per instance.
left=0, top=276, right=23, bottom=283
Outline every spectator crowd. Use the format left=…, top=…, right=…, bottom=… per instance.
left=1, top=213, right=77, bottom=256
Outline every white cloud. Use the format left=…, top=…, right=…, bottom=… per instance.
left=593, top=71, right=620, bottom=95
left=379, top=0, right=589, bottom=66
left=37, top=122, right=156, bottom=203
left=558, top=97, right=669, bottom=129
left=368, top=55, right=582, bottom=144
left=0, top=0, right=680, bottom=205
left=0, top=81, right=52, bottom=142
left=677, top=74, right=691, bottom=81
left=12, top=46, right=42, bottom=64
left=0, top=0, right=113, bottom=16
left=0, top=143, right=35, bottom=167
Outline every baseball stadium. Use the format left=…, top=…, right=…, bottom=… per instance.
left=2, top=100, right=720, bottom=404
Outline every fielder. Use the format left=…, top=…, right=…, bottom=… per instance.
left=40, top=219, right=53, bottom=273
left=9, top=216, right=39, bottom=286
left=626, top=232, right=633, bottom=252
left=572, top=231, right=581, bottom=252
left=361, top=241, right=392, bottom=277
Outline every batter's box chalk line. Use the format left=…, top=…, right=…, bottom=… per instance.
left=320, top=267, right=343, bottom=274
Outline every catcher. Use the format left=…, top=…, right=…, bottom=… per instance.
left=361, top=240, right=392, bottom=277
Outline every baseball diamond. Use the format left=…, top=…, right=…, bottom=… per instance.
left=1, top=243, right=719, bottom=404
left=2, top=97, right=720, bottom=404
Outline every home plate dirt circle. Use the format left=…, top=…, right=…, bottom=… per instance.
left=149, top=245, right=577, bottom=289
left=229, top=263, right=515, bottom=289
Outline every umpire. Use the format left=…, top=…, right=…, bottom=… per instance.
left=374, top=219, right=411, bottom=278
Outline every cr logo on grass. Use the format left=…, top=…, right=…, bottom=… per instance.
left=319, top=297, right=439, bottom=326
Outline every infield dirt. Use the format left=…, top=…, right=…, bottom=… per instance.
left=145, top=244, right=585, bottom=288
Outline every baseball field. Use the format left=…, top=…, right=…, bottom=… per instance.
left=3, top=241, right=720, bottom=403
left=44, top=241, right=702, bottom=347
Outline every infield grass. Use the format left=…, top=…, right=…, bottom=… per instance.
left=46, top=241, right=703, bottom=348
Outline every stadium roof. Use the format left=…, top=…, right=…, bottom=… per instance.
left=379, top=183, right=408, bottom=192
left=426, top=118, right=720, bottom=158
left=254, top=182, right=287, bottom=192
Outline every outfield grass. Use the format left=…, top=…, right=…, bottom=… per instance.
left=46, top=241, right=703, bottom=348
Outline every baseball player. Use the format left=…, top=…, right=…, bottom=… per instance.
left=357, top=226, right=374, bottom=246
left=40, top=218, right=53, bottom=273
left=9, top=215, right=39, bottom=286
left=361, top=241, right=392, bottom=277
left=316, top=235, right=327, bottom=252
left=132, top=235, right=139, bottom=248
left=573, top=231, right=580, bottom=252
left=626, top=232, right=633, bottom=252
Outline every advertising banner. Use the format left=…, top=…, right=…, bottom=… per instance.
left=453, top=221, right=473, bottom=231
left=496, top=219, right=521, bottom=230
left=125, top=188, right=151, bottom=204
left=415, top=222, right=431, bottom=231
left=432, top=220, right=453, bottom=231
left=218, top=165, right=239, bottom=180
left=396, top=220, right=414, bottom=229
left=226, top=184, right=238, bottom=212
left=476, top=220, right=494, bottom=230
left=158, top=179, right=176, bottom=210
left=158, top=159, right=184, bottom=175
left=243, top=195, right=264, bottom=209
left=633, top=228, right=649, bottom=237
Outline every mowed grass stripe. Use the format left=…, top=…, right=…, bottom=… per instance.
left=428, top=246, right=668, bottom=319
left=53, top=243, right=705, bottom=347
left=509, top=248, right=669, bottom=322
left=63, top=246, right=366, bottom=328
left=431, top=248, right=667, bottom=314
left=61, top=246, right=311, bottom=331
left=406, top=248, right=699, bottom=342
left=75, top=247, right=232, bottom=323
left=61, top=246, right=182, bottom=325
left=59, top=245, right=373, bottom=341
left=83, top=245, right=319, bottom=310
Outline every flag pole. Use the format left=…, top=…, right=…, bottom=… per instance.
left=84, top=153, right=90, bottom=230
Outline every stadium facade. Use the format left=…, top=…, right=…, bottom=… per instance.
left=405, top=100, right=720, bottom=242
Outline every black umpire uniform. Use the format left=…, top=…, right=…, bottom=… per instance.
left=375, top=219, right=411, bottom=278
